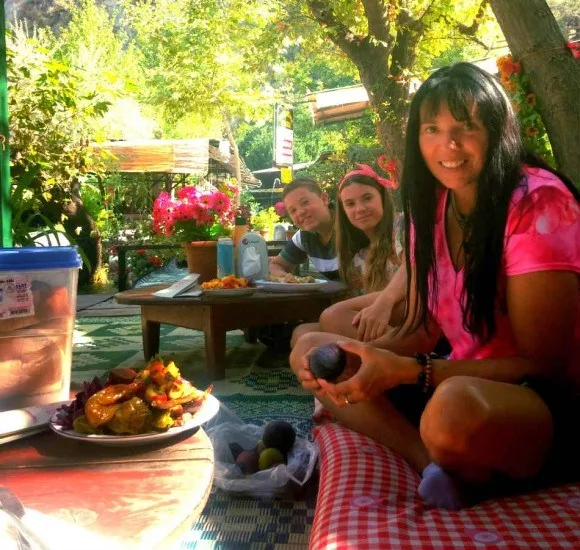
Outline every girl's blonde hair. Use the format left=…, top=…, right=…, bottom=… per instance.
left=336, top=175, right=397, bottom=293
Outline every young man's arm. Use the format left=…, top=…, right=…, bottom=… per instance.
left=269, top=254, right=296, bottom=277
left=269, top=233, right=308, bottom=277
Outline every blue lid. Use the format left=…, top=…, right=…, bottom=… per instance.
left=0, top=246, right=82, bottom=271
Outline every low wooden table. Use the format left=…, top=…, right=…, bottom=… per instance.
left=115, top=281, right=347, bottom=379
left=0, top=427, right=214, bottom=549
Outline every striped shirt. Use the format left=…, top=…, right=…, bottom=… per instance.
left=279, top=230, right=339, bottom=280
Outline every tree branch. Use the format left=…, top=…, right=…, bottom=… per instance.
left=390, top=8, right=424, bottom=78
left=362, top=0, right=392, bottom=45
left=418, top=0, right=439, bottom=23
left=457, top=0, right=489, bottom=36
left=306, top=0, right=389, bottom=67
left=438, top=0, right=491, bottom=49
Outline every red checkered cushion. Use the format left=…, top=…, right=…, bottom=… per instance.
left=311, top=423, right=580, bottom=549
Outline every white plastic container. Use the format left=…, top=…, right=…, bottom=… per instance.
left=0, top=246, right=82, bottom=411
left=236, top=232, right=269, bottom=281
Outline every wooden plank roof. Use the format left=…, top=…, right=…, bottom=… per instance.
left=90, top=138, right=260, bottom=186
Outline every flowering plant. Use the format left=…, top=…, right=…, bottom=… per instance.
left=274, top=201, right=290, bottom=222
left=152, top=183, right=238, bottom=242
left=128, top=249, right=163, bottom=284
left=378, top=155, right=398, bottom=186
left=497, top=54, right=554, bottom=165
left=250, top=206, right=280, bottom=231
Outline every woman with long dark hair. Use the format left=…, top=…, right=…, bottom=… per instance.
left=290, top=62, right=580, bottom=509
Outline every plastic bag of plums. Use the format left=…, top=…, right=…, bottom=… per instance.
left=207, top=419, right=318, bottom=496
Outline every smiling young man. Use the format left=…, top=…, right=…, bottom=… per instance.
left=269, top=178, right=340, bottom=281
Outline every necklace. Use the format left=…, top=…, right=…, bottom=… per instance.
left=450, top=194, right=471, bottom=230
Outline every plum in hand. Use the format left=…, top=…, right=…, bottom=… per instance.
left=310, top=343, right=346, bottom=381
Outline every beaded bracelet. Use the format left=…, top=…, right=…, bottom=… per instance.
left=414, top=353, right=435, bottom=394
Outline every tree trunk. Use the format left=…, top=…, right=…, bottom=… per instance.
left=360, top=66, right=407, bottom=164
left=222, top=109, right=242, bottom=207
left=306, top=1, right=423, bottom=167
left=61, top=195, right=102, bottom=288
left=490, top=0, right=580, bottom=185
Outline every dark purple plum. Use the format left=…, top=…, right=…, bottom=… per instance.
left=229, top=442, right=244, bottom=461
left=310, top=343, right=346, bottom=381
left=262, top=420, right=296, bottom=454
left=235, top=449, right=259, bottom=475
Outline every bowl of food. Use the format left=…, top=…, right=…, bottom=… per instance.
left=200, top=275, right=256, bottom=297
left=50, top=357, right=219, bottom=446
left=255, top=274, right=328, bottom=292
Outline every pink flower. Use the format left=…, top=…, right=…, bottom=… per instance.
left=212, top=192, right=231, bottom=214
left=197, top=193, right=216, bottom=209
left=152, top=184, right=237, bottom=241
left=274, top=201, right=287, bottom=217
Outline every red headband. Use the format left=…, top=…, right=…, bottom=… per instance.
left=339, top=163, right=398, bottom=191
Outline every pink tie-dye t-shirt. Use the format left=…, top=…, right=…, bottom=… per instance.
left=425, top=167, right=580, bottom=384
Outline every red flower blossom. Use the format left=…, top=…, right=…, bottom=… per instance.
left=497, top=55, right=521, bottom=78
left=378, top=155, right=397, bottom=174
left=525, top=126, right=539, bottom=138
left=566, top=41, right=580, bottom=59
left=500, top=74, right=516, bottom=91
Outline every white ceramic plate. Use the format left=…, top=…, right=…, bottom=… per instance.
left=49, top=394, right=220, bottom=447
left=255, top=279, right=328, bottom=292
left=202, top=287, right=256, bottom=298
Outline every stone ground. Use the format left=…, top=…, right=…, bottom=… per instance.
left=76, top=292, right=140, bottom=317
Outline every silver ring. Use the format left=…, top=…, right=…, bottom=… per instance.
left=344, top=396, right=351, bottom=405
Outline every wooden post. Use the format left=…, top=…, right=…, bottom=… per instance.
left=0, top=5, right=13, bottom=247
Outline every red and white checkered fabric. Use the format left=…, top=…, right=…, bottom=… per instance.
left=311, top=423, right=580, bottom=549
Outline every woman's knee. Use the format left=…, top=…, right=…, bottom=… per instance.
left=290, top=322, right=319, bottom=348
left=420, top=376, right=492, bottom=460
left=319, top=303, right=345, bottom=332
left=420, top=376, right=554, bottom=476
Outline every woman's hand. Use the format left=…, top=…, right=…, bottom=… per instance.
left=295, top=341, right=363, bottom=399
left=352, top=297, right=394, bottom=342
left=317, top=340, right=415, bottom=407
left=294, top=346, right=323, bottom=394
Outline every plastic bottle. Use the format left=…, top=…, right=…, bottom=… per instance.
left=273, top=224, right=287, bottom=241
left=236, top=231, right=269, bottom=281
left=233, top=217, right=248, bottom=248
left=217, top=237, right=235, bottom=278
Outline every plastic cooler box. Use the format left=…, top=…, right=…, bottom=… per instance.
left=0, top=246, right=82, bottom=411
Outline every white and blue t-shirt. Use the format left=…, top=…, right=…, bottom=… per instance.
left=279, top=230, right=339, bottom=280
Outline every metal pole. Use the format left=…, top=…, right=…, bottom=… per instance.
left=0, top=4, right=12, bottom=247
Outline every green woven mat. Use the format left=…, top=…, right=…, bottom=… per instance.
left=73, top=316, right=317, bottom=549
